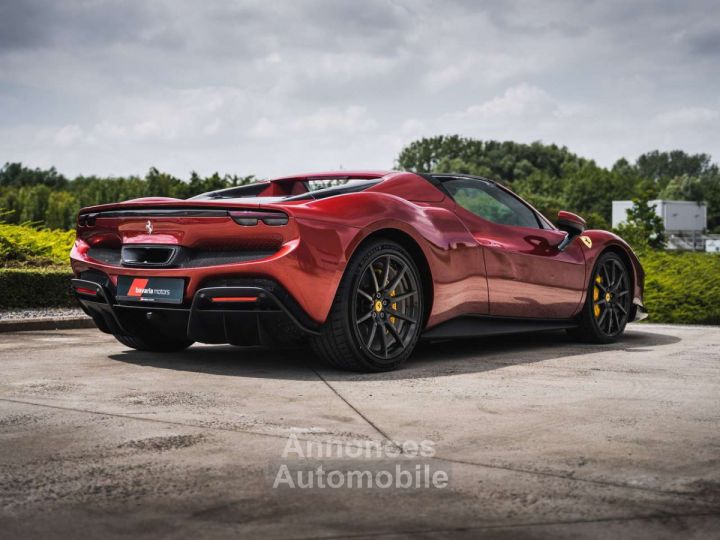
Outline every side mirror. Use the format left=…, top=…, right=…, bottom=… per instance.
left=556, top=211, right=586, bottom=251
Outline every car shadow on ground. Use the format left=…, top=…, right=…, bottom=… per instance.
left=109, top=328, right=681, bottom=382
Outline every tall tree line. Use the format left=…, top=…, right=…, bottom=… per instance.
left=0, top=164, right=254, bottom=229
left=397, top=136, right=720, bottom=232
left=2, top=139, right=720, bottom=231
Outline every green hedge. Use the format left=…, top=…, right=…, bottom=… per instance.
left=640, top=250, right=720, bottom=325
left=0, top=246, right=719, bottom=326
left=0, top=268, right=75, bottom=308
left=0, top=222, right=75, bottom=267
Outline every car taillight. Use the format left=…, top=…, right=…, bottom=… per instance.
left=75, top=287, right=98, bottom=296
left=210, top=296, right=258, bottom=303
left=74, top=238, right=90, bottom=257
left=229, top=210, right=288, bottom=226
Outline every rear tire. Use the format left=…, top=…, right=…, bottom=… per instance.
left=568, top=251, right=632, bottom=343
left=113, top=333, right=194, bottom=352
left=311, top=239, right=424, bottom=372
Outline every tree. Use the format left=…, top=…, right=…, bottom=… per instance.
left=17, top=185, right=51, bottom=223
left=635, top=150, right=718, bottom=188
left=396, top=135, right=587, bottom=184
left=614, top=199, right=665, bottom=250
left=432, top=157, right=494, bottom=179
left=144, top=167, right=187, bottom=198
left=0, top=162, right=68, bottom=189
left=46, top=192, right=80, bottom=229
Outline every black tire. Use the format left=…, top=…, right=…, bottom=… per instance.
left=568, top=251, right=632, bottom=343
left=113, top=333, right=194, bottom=352
left=310, top=239, right=424, bottom=372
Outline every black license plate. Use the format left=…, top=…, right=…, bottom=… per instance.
left=116, top=276, right=184, bottom=304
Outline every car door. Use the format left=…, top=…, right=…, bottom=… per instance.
left=441, top=177, right=586, bottom=319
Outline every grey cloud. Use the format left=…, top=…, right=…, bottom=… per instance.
left=0, top=0, right=156, bottom=52
left=0, top=0, right=719, bottom=178
left=686, top=28, right=720, bottom=56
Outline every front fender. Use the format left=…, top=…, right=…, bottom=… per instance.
left=579, top=230, right=645, bottom=318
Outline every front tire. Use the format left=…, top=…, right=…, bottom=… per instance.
left=311, top=239, right=424, bottom=372
left=568, top=251, right=632, bottom=343
left=113, top=333, right=194, bottom=352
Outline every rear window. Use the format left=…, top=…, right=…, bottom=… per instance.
left=306, top=178, right=354, bottom=192
left=286, top=179, right=382, bottom=201
left=193, top=177, right=381, bottom=202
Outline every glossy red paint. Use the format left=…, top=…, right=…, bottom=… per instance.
left=557, top=210, right=587, bottom=228
left=459, top=204, right=586, bottom=319
left=576, top=229, right=645, bottom=307
left=70, top=170, right=645, bottom=330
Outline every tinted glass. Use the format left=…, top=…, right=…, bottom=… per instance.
left=443, top=178, right=540, bottom=228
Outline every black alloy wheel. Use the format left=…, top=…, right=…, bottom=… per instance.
left=352, top=252, right=422, bottom=362
left=569, top=251, right=632, bottom=343
left=311, top=240, right=424, bottom=371
left=592, top=256, right=631, bottom=336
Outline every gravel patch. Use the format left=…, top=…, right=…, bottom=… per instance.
left=0, top=308, right=88, bottom=322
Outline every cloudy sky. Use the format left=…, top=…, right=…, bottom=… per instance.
left=1, top=0, right=718, bottom=179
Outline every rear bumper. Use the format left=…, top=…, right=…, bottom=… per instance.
left=70, top=229, right=347, bottom=325
left=71, top=276, right=320, bottom=346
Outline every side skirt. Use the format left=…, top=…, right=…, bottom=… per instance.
left=421, top=315, right=578, bottom=340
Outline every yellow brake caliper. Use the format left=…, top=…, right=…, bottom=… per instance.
left=389, top=290, right=397, bottom=324
left=593, top=275, right=602, bottom=318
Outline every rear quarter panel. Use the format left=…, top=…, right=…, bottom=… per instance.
left=290, top=191, right=489, bottom=327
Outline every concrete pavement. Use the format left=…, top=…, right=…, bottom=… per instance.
left=0, top=324, right=718, bottom=538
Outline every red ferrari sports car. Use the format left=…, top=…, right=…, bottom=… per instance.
left=70, top=171, right=646, bottom=371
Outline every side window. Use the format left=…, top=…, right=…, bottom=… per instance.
left=443, top=178, right=540, bottom=228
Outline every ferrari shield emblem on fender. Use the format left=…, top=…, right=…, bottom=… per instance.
left=580, top=236, right=592, bottom=248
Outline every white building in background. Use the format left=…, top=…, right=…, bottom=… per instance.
left=612, top=200, right=709, bottom=251
left=611, top=200, right=707, bottom=230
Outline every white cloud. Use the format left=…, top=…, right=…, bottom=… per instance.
left=463, top=84, right=554, bottom=118
left=657, top=107, right=720, bottom=126
left=203, top=118, right=221, bottom=136
left=424, top=53, right=541, bottom=91
left=88, top=87, right=249, bottom=143
left=288, top=106, right=378, bottom=134
left=250, top=117, right=277, bottom=138
left=52, top=124, right=83, bottom=146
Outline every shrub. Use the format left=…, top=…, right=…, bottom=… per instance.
left=614, top=199, right=666, bottom=250
left=0, top=222, right=74, bottom=267
left=0, top=268, right=75, bottom=308
left=639, top=250, right=720, bottom=325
